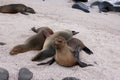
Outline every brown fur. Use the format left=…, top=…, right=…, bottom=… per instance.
left=53, top=36, right=76, bottom=67
left=0, top=4, right=35, bottom=15
left=31, top=30, right=79, bottom=61
left=10, top=27, right=53, bottom=55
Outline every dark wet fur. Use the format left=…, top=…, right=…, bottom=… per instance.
left=0, top=4, right=35, bottom=15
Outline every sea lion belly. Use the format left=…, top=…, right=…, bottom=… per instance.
left=55, top=50, right=76, bottom=67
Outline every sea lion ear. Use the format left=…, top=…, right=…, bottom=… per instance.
left=42, top=30, right=51, bottom=38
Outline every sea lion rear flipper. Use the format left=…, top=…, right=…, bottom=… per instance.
left=82, top=47, right=93, bottom=55
left=37, top=58, right=55, bottom=65
left=73, top=45, right=93, bottom=68
left=77, top=61, right=93, bottom=68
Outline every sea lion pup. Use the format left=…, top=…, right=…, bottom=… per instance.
left=0, top=4, right=35, bottom=15
left=32, top=30, right=79, bottom=61
left=10, top=27, right=54, bottom=55
left=67, top=38, right=93, bottom=55
left=37, top=36, right=92, bottom=67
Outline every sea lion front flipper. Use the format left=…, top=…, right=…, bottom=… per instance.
left=31, top=27, right=37, bottom=33
left=21, top=12, right=28, bottom=15
left=73, top=45, right=93, bottom=68
left=82, top=47, right=93, bottom=55
left=32, top=49, right=55, bottom=61
left=37, top=58, right=55, bottom=65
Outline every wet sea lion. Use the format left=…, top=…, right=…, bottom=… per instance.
left=90, top=1, right=120, bottom=12
left=0, top=4, right=35, bottom=15
left=10, top=27, right=53, bottom=55
left=32, top=30, right=79, bottom=61
left=37, top=36, right=92, bottom=67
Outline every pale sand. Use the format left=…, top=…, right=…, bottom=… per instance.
left=0, top=0, right=120, bottom=80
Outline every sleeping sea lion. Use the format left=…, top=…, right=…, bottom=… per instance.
left=10, top=27, right=53, bottom=55
left=37, top=36, right=92, bottom=67
left=90, top=1, right=120, bottom=12
left=32, top=30, right=79, bottom=61
left=0, top=4, right=35, bottom=15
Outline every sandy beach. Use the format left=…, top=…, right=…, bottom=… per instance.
left=0, top=0, right=120, bottom=80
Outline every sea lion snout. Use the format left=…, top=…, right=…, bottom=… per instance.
left=26, top=7, right=35, bottom=14
left=72, top=31, right=79, bottom=35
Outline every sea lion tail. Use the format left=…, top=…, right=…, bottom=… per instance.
left=31, top=27, right=38, bottom=33
left=83, top=47, right=93, bottom=55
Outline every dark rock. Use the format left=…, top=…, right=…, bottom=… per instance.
left=18, top=68, right=33, bottom=80
left=0, top=67, right=9, bottom=80
left=0, top=42, right=6, bottom=45
left=72, top=2, right=90, bottom=13
left=62, top=77, right=80, bottom=80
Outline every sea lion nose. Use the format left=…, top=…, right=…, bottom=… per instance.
left=10, top=51, right=16, bottom=55
left=72, top=31, right=79, bottom=35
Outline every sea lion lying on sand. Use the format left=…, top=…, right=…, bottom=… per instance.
left=90, top=1, right=120, bottom=12
left=37, top=36, right=93, bottom=67
left=10, top=27, right=53, bottom=55
left=0, top=4, right=35, bottom=15
left=32, top=30, right=79, bottom=61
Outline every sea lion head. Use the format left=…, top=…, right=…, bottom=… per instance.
left=72, top=31, right=79, bottom=35
left=26, top=7, right=35, bottom=14
left=53, top=36, right=67, bottom=48
left=63, top=29, right=79, bottom=36
left=10, top=45, right=27, bottom=55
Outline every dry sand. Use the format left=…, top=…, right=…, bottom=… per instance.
left=0, top=0, right=120, bottom=80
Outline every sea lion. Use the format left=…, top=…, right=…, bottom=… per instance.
left=10, top=27, right=54, bottom=55
left=90, top=1, right=120, bottom=12
left=32, top=30, right=79, bottom=61
left=0, top=4, right=35, bottom=15
left=37, top=36, right=92, bottom=67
